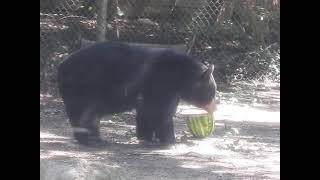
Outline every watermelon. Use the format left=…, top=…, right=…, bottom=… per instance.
left=181, top=109, right=215, bottom=138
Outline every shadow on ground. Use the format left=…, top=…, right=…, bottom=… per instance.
left=40, top=82, right=280, bottom=180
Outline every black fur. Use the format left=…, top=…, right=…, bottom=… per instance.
left=58, top=41, right=217, bottom=147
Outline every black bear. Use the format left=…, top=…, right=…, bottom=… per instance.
left=57, top=41, right=217, bottom=147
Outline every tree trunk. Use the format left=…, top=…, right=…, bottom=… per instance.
left=97, top=0, right=108, bottom=42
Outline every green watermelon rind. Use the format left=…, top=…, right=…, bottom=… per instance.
left=187, top=114, right=215, bottom=139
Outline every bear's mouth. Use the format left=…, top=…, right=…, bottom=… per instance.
left=202, top=100, right=217, bottom=113
left=185, top=99, right=218, bottom=113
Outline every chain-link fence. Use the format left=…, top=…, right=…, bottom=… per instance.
left=40, top=0, right=280, bottom=92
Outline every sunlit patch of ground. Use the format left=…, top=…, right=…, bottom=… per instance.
left=40, top=82, right=279, bottom=180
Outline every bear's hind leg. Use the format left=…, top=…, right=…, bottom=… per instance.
left=64, top=97, right=107, bottom=147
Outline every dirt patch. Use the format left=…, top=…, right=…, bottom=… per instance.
left=40, top=83, right=280, bottom=180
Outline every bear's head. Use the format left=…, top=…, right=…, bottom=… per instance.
left=180, top=65, right=217, bottom=113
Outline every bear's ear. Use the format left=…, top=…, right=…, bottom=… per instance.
left=202, top=64, right=214, bottom=79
